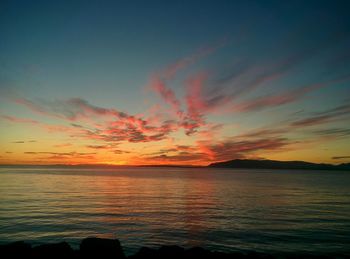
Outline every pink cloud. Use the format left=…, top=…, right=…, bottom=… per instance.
left=148, top=40, right=229, bottom=134
left=10, top=96, right=181, bottom=143
left=149, top=76, right=183, bottom=117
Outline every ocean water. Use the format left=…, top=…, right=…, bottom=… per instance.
left=0, top=167, right=349, bottom=255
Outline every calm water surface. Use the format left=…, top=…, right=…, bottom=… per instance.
left=0, top=167, right=349, bottom=255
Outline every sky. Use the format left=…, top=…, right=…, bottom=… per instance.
left=0, top=0, right=350, bottom=165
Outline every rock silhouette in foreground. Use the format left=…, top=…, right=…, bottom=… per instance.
left=32, top=242, right=74, bottom=258
left=0, top=237, right=348, bottom=258
left=80, top=237, right=125, bottom=258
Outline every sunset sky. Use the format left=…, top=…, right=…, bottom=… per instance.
left=1, top=0, right=349, bottom=165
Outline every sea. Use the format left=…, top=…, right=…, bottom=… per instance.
left=0, top=166, right=349, bottom=255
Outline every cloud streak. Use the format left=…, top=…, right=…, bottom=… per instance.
left=1, top=115, right=39, bottom=124
left=332, top=156, right=350, bottom=160
left=232, top=75, right=350, bottom=113
left=11, top=140, right=37, bottom=144
left=14, top=97, right=128, bottom=121
left=291, top=103, right=350, bottom=127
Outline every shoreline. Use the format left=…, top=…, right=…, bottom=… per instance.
left=1, top=237, right=349, bottom=259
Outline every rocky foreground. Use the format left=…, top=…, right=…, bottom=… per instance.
left=0, top=237, right=348, bottom=259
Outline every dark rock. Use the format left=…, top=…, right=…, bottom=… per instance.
left=1, top=239, right=349, bottom=258
left=0, top=241, right=32, bottom=258
left=185, top=247, right=213, bottom=258
left=130, top=247, right=158, bottom=258
left=131, top=246, right=185, bottom=259
left=32, top=242, right=74, bottom=258
left=158, top=245, right=185, bottom=258
left=246, top=251, right=282, bottom=259
left=80, top=237, right=125, bottom=259
left=212, top=251, right=239, bottom=259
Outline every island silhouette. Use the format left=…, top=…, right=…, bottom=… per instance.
left=208, top=159, right=350, bottom=171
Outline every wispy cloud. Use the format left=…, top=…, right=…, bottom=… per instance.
left=11, top=140, right=37, bottom=144
left=332, top=156, right=350, bottom=160
left=13, top=97, right=128, bottom=121
left=24, top=151, right=96, bottom=155
left=158, top=38, right=228, bottom=81
left=232, top=75, right=350, bottom=113
left=1, top=115, right=39, bottom=124
left=86, top=145, right=112, bottom=149
left=53, top=143, right=72, bottom=148
left=23, top=151, right=97, bottom=161
left=313, top=128, right=350, bottom=138
left=291, top=103, right=350, bottom=127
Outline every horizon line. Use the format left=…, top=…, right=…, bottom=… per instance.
left=0, top=158, right=349, bottom=168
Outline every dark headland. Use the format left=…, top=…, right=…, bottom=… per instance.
left=209, top=159, right=350, bottom=171
left=1, top=237, right=348, bottom=259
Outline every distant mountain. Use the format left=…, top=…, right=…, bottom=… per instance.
left=208, top=159, right=350, bottom=171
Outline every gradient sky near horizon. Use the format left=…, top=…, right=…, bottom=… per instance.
left=1, top=0, right=350, bottom=165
